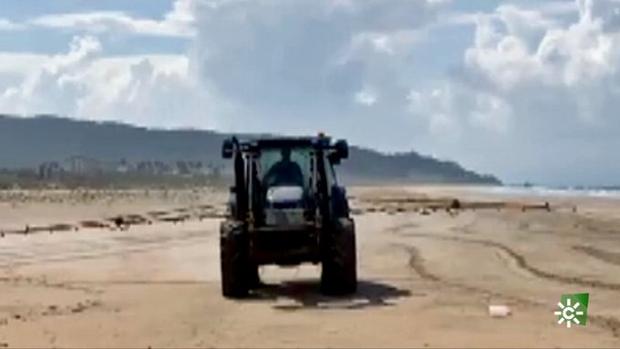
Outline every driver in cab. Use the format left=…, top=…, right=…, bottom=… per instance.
left=263, top=148, right=304, bottom=188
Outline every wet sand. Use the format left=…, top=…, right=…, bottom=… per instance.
left=0, top=185, right=619, bottom=348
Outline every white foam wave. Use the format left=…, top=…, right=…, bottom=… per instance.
left=472, top=186, right=620, bottom=199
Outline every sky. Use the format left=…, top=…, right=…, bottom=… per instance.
left=0, top=0, right=618, bottom=186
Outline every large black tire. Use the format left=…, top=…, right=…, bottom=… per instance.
left=220, top=220, right=251, bottom=298
left=320, top=218, right=357, bottom=295
left=247, top=263, right=261, bottom=289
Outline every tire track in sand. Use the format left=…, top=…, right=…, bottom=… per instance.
left=591, top=315, right=620, bottom=338
left=392, top=227, right=620, bottom=291
left=399, top=244, right=439, bottom=282
left=0, top=229, right=212, bottom=269
left=395, top=243, right=545, bottom=308
left=572, top=245, right=620, bottom=267
left=396, top=237, right=620, bottom=339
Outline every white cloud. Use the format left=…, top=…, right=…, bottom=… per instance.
left=469, top=92, right=512, bottom=134
left=0, top=0, right=238, bottom=129
left=76, top=57, right=209, bottom=128
left=0, top=36, right=102, bottom=116
left=354, top=88, right=377, bottom=106
left=407, top=84, right=511, bottom=141
left=0, top=53, right=48, bottom=75
left=0, top=35, right=213, bottom=128
left=0, top=18, right=24, bottom=31
left=463, top=0, right=619, bottom=119
left=29, top=0, right=198, bottom=37
left=189, top=0, right=446, bottom=136
left=411, top=0, right=620, bottom=184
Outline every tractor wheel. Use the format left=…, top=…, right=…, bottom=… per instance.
left=220, top=220, right=250, bottom=298
left=320, top=218, right=357, bottom=295
left=247, top=263, right=261, bottom=289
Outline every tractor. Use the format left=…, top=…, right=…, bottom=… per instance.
left=220, top=134, right=356, bottom=298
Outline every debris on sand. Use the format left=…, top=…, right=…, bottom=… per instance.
left=123, top=214, right=151, bottom=225
left=68, top=299, right=101, bottom=314
left=359, top=194, right=551, bottom=215
left=41, top=304, right=61, bottom=316
left=450, top=198, right=461, bottom=210
left=147, top=210, right=169, bottom=217
left=158, top=215, right=190, bottom=224
left=520, top=202, right=553, bottom=212
left=80, top=220, right=110, bottom=229
left=48, top=224, right=77, bottom=233
left=488, top=305, right=511, bottom=318
left=110, top=217, right=129, bottom=230
left=350, top=208, right=364, bottom=216
left=71, top=303, right=86, bottom=313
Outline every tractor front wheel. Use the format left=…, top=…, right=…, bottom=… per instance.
left=320, top=218, right=357, bottom=295
left=220, top=220, right=251, bottom=298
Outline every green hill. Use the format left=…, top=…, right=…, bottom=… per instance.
left=0, top=115, right=500, bottom=185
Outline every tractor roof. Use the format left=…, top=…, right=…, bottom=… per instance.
left=222, top=134, right=348, bottom=159
left=254, top=136, right=329, bottom=147
left=238, top=135, right=332, bottom=151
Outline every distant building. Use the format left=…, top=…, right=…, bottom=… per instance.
left=38, top=162, right=63, bottom=179
left=137, top=161, right=154, bottom=174
left=116, top=158, right=130, bottom=173
left=153, top=161, right=171, bottom=174
left=64, top=156, right=102, bottom=174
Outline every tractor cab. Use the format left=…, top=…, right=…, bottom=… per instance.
left=222, top=135, right=349, bottom=230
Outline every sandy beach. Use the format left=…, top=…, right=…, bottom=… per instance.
left=0, top=185, right=619, bottom=348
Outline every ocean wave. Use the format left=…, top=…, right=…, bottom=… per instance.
left=471, top=186, right=620, bottom=199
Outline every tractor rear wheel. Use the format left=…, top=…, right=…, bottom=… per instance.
left=320, top=218, right=357, bottom=295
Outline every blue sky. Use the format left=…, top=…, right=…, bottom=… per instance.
left=0, top=0, right=619, bottom=186
left=0, top=0, right=172, bottom=20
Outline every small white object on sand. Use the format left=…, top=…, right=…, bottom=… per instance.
left=488, top=305, right=511, bottom=318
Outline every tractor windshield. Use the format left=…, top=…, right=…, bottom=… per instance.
left=259, top=146, right=312, bottom=189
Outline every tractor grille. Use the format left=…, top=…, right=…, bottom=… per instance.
left=264, top=208, right=306, bottom=226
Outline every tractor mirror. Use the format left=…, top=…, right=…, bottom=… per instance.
left=222, top=139, right=234, bottom=159
left=334, top=139, right=349, bottom=160
left=329, top=152, right=341, bottom=165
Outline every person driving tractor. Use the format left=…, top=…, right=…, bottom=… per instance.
left=263, top=147, right=304, bottom=187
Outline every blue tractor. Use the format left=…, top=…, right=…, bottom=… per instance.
left=220, top=134, right=356, bottom=298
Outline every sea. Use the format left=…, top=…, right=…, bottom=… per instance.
left=471, top=185, right=620, bottom=199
